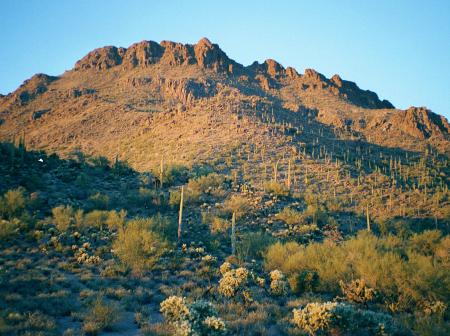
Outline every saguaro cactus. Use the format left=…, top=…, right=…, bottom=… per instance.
left=178, top=186, right=184, bottom=242
left=231, top=212, right=236, bottom=255
left=287, top=159, right=291, bottom=189
left=366, top=204, right=371, bottom=232
left=273, top=159, right=279, bottom=183
left=159, top=158, right=164, bottom=188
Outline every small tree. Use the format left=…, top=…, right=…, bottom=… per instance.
left=0, top=187, right=26, bottom=219
left=52, top=205, right=73, bottom=231
left=112, top=218, right=167, bottom=276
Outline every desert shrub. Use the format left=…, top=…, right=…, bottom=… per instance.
left=90, top=156, right=110, bottom=170
left=407, top=230, right=442, bottom=256
left=84, top=210, right=109, bottom=228
left=87, top=192, right=109, bottom=210
left=0, top=187, right=26, bottom=219
left=112, top=217, right=167, bottom=275
left=269, top=270, right=288, bottom=296
left=223, top=195, right=251, bottom=219
left=74, top=209, right=84, bottom=227
left=188, top=173, right=226, bottom=195
left=170, top=173, right=228, bottom=206
left=339, top=279, right=376, bottom=304
left=275, top=207, right=303, bottom=225
left=378, top=219, right=411, bottom=238
left=263, top=181, right=289, bottom=196
left=52, top=205, right=73, bottom=231
left=303, top=203, right=328, bottom=227
left=236, top=232, right=274, bottom=261
left=137, top=187, right=162, bottom=208
left=202, top=212, right=230, bottom=234
left=332, top=303, right=405, bottom=335
left=160, top=296, right=226, bottom=335
left=148, top=213, right=177, bottom=242
left=105, top=209, right=127, bottom=230
left=0, top=218, right=21, bottom=239
left=23, top=311, right=57, bottom=333
left=265, top=232, right=449, bottom=312
left=161, top=164, right=189, bottom=186
left=83, top=296, right=121, bottom=334
left=290, top=269, right=319, bottom=294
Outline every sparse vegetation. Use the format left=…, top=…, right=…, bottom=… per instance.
left=0, top=40, right=449, bottom=334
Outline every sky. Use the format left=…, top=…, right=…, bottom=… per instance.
left=1, top=0, right=449, bottom=118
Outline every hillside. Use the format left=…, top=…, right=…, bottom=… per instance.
left=0, top=38, right=449, bottom=335
left=0, top=37, right=449, bottom=171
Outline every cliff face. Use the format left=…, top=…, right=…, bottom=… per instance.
left=0, top=37, right=448, bottom=169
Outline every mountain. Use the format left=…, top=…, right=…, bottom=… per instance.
left=0, top=37, right=449, bottom=171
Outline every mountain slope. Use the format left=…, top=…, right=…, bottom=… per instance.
left=0, top=37, right=449, bottom=171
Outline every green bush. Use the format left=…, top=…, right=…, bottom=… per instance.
left=290, top=269, right=319, bottom=294
left=0, top=218, right=21, bottom=239
left=87, top=192, right=109, bottom=210
left=266, top=232, right=449, bottom=312
left=105, top=209, right=127, bottom=230
left=0, top=187, right=26, bottom=219
left=112, top=217, right=167, bottom=275
left=236, top=232, right=274, bottom=261
left=275, top=207, right=303, bottom=225
left=263, top=181, right=289, bottom=196
left=202, top=212, right=230, bottom=234
left=169, top=173, right=228, bottom=206
left=84, top=210, right=109, bottom=228
left=83, top=296, right=122, bottom=334
left=52, top=205, right=73, bottom=231
left=188, top=173, right=226, bottom=195
left=223, top=195, right=251, bottom=219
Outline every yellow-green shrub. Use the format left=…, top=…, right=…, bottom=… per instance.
left=0, top=187, right=26, bottom=219
left=52, top=205, right=73, bottom=231
left=112, top=218, right=167, bottom=276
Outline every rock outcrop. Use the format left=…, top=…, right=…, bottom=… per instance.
left=394, top=107, right=450, bottom=139
left=74, top=46, right=126, bottom=70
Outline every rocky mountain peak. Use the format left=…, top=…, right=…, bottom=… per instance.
left=74, top=46, right=126, bottom=70
left=401, top=107, right=450, bottom=139
left=122, top=40, right=164, bottom=68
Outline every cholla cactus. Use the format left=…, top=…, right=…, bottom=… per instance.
left=255, top=276, right=266, bottom=288
left=339, top=279, right=375, bottom=304
left=218, top=267, right=249, bottom=298
left=422, top=300, right=447, bottom=316
left=203, top=316, right=226, bottom=331
left=160, top=296, right=226, bottom=335
left=160, top=296, right=190, bottom=323
left=219, top=261, right=232, bottom=275
left=292, top=302, right=337, bottom=335
left=175, top=319, right=193, bottom=336
left=75, top=247, right=101, bottom=264
left=269, top=270, right=288, bottom=296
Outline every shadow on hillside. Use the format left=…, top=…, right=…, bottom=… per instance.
left=0, top=141, right=182, bottom=218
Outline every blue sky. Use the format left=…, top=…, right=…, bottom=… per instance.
left=1, top=0, right=449, bottom=118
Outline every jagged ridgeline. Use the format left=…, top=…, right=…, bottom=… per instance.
left=0, top=38, right=449, bottom=335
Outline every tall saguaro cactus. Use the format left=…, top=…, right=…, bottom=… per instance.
left=178, top=186, right=184, bottom=242
left=231, top=212, right=236, bottom=255
left=287, top=159, right=291, bottom=189
left=160, top=158, right=164, bottom=189
left=273, top=159, right=280, bottom=183
left=366, top=204, right=371, bottom=232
